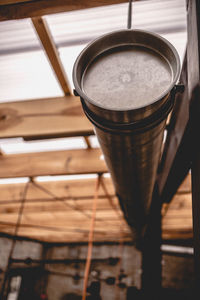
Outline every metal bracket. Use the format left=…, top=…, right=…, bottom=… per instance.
left=174, top=84, right=185, bottom=94
left=73, top=89, right=79, bottom=97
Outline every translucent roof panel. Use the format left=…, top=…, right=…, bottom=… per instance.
left=0, top=51, right=63, bottom=102
left=0, top=0, right=187, bottom=102
left=0, top=137, right=86, bottom=154
left=0, top=18, right=40, bottom=55
left=46, top=0, right=187, bottom=88
left=0, top=18, right=63, bottom=102
left=46, top=0, right=187, bottom=48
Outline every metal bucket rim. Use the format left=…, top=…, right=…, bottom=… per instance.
left=80, top=91, right=173, bottom=135
left=73, top=29, right=181, bottom=113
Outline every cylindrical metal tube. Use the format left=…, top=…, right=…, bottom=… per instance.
left=73, top=29, right=180, bottom=240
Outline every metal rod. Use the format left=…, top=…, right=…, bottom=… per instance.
left=127, top=0, right=132, bottom=29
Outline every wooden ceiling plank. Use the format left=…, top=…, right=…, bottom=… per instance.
left=0, top=210, right=123, bottom=221
left=0, top=177, right=115, bottom=202
left=0, top=221, right=128, bottom=231
left=0, top=96, right=93, bottom=139
left=0, top=197, right=119, bottom=213
left=83, top=136, right=92, bottom=149
left=176, top=173, right=191, bottom=193
left=162, top=232, right=193, bottom=241
left=0, top=173, right=193, bottom=243
left=0, top=0, right=128, bottom=21
left=0, top=225, right=192, bottom=243
left=0, top=0, right=31, bottom=5
left=161, top=194, right=192, bottom=213
left=0, top=148, right=107, bottom=178
left=0, top=229, right=132, bottom=243
left=32, top=17, right=71, bottom=95
left=162, top=219, right=193, bottom=228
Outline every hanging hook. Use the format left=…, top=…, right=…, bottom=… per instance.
left=127, top=0, right=133, bottom=29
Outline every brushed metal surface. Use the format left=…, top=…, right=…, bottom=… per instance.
left=73, top=29, right=180, bottom=241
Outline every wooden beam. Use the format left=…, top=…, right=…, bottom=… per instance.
left=176, top=173, right=191, bottom=193
left=157, top=54, right=189, bottom=203
left=162, top=229, right=193, bottom=240
left=0, top=197, right=119, bottom=214
left=0, top=173, right=193, bottom=243
left=0, top=177, right=115, bottom=202
left=0, top=0, right=128, bottom=21
left=0, top=210, right=123, bottom=223
left=0, top=187, right=193, bottom=241
left=141, top=187, right=162, bottom=296
left=187, top=0, right=200, bottom=291
left=83, top=136, right=92, bottom=149
left=0, top=196, right=193, bottom=242
left=162, top=177, right=192, bottom=240
left=0, top=0, right=31, bottom=5
left=0, top=222, right=129, bottom=238
left=0, top=226, right=132, bottom=243
left=0, top=96, right=93, bottom=140
left=0, top=148, right=107, bottom=178
left=31, top=17, right=71, bottom=95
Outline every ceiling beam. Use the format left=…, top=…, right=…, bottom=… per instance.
left=0, top=0, right=31, bottom=4
left=0, top=173, right=192, bottom=243
left=0, top=148, right=107, bottom=178
left=31, top=17, right=71, bottom=95
left=0, top=196, right=119, bottom=213
left=0, top=0, right=128, bottom=22
left=0, top=177, right=114, bottom=202
left=0, top=96, right=93, bottom=140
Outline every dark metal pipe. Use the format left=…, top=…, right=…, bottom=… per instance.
left=73, top=29, right=180, bottom=242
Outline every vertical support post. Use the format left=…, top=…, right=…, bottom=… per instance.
left=190, top=85, right=200, bottom=294
left=191, top=156, right=200, bottom=288
left=84, top=136, right=92, bottom=149
left=187, top=0, right=200, bottom=292
left=141, top=184, right=162, bottom=298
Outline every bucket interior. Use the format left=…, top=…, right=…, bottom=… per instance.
left=73, top=29, right=180, bottom=113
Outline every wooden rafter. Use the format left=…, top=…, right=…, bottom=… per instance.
left=156, top=0, right=200, bottom=287
left=0, top=177, right=115, bottom=202
left=0, top=148, right=107, bottom=178
left=187, top=0, right=200, bottom=289
left=0, top=0, right=31, bottom=4
left=0, top=96, right=93, bottom=140
left=31, top=17, right=71, bottom=95
left=0, top=0, right=128, bottom=21
left=0, top=174, right=193, bottom=243
left=157, top=54, right=189, bottom=203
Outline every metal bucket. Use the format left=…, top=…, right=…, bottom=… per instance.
left=73, top=29, right=180, bottom=240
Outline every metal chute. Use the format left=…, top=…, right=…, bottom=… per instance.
left=73, top=29, right=180, bottom=241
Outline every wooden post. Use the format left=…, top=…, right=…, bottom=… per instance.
left=191, top=154, right=200, bottom=289
left=190, top=86, right=200, bottom=293
left=187, top=0, right=200, bottom=292
left=157, top=53, right=189, bottom=204
left=141, top=184, right=162, bottom=298
left=84, top=136, right=92, bottom=149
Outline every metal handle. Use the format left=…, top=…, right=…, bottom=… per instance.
left=127, top=0, right=133, bottom=29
